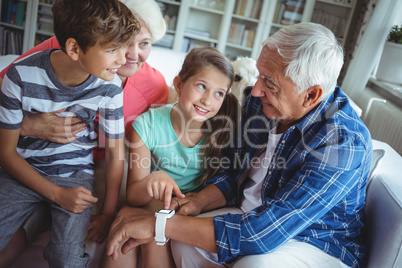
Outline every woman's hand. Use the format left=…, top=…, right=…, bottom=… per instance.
left=146, top=171, right=185, bottom=209
left=21, top=108, right=86, bottom=143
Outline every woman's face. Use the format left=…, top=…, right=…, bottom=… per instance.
left=117, top=21, right=152, bottom=82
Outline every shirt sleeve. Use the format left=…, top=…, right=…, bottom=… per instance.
left=205, top=168, right=239, bottom=206
left=0, top=67, right=23, bottom=129
left=213, top=129, right=371, bottom=263
left=0, top=36, right=60, bottom=78
left=132, top=110, right=155, bottom=150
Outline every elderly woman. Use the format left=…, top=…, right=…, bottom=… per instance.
left=0, top=0, right=169, bottom=266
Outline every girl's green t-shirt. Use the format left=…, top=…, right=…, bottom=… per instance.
left=132, top=103, right=206, bottom=193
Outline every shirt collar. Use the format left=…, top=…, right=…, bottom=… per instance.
left=293, top=87, right=344, bottom=134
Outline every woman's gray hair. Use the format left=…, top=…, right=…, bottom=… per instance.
left=263, top=22, right=344, bottom=100
left=119, top=0, right=166, bottom=43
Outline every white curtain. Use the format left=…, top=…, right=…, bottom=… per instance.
left=341, top=0, right=402, bottom=99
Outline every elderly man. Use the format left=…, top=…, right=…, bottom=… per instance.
left=106, top=22, right=372, bottom=268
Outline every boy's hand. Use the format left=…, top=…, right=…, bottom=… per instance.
left=87, top=213, right=114, bottom=243
left=146, top=171, right=185, bottom=209
left=56, top=186, right=98, bottom=213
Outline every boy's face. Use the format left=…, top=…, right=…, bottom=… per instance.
left=78, top=42, right=127, bottom=81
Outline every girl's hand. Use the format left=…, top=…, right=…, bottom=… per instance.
left=146, top=171, right=185, bottom=209
left=55, top=186, right=98, bottom=213
left=21, top=108, right=87, bottom=144
left=87, top=213, right=114, bottom=243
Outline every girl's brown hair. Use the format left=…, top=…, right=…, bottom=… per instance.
left=177, top=47, right=240, bottom=182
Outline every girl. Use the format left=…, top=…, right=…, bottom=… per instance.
left=102, top=46, right=239, bottom=268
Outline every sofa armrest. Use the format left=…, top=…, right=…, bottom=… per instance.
left=371, top=140, right=402, bottom=206
left=365, top=140, right=402, bottom=268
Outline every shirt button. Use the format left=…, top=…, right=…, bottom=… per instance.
left=269, top=171, right=272, bottom=175
left=281, top=140, right=285, bottom=143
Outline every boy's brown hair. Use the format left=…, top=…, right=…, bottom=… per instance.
left=52, top=0, right=140, bottom=53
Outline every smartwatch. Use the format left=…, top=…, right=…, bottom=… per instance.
left=155, top=209, right=175, bottom=245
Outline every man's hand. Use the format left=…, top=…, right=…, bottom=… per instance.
left=21, top=108, right=87, bottom=143
left=170, top=192, right=204, bottom=216
left=170, top=185, right=227, bottom=216
left=87, top=213, right=114, bottom=243
left=106, top=214, right=155, bottom=260
left=55, top=186, right=98, bottom=213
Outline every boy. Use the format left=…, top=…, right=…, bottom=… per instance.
left=0, top=0, right=139, bottom=267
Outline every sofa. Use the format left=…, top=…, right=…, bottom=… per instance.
left=1, top=47, right=401, bottom=267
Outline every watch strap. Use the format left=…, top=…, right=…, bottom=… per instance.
left=154, top=209, right=175, bottom=246
left=155, top=214, right=169, bottom=245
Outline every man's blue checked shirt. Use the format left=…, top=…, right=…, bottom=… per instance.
left=206, top=87, right=372, bottom=268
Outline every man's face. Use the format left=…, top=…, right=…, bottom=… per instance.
left=251, top=46, right=308, bottom=131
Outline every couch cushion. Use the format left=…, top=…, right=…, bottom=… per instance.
left=367, top=149, right=385, bottom=185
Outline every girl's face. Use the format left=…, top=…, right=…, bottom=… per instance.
left=174, top=66, right=231, bottom=124
left=117, top=21, right=152, bottom=83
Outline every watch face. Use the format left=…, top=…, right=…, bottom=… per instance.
left=158, top=209, right=173, bottom=214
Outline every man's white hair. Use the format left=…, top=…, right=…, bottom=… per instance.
left=263, top=22, right=344, bottom=100
left=119, top=0, right=167, bottom=43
